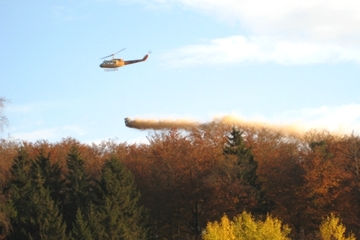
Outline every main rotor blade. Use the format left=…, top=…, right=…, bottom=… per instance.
left=100, top=48, right=126, bottom=59
left=114, top=48, right=126, bottom=55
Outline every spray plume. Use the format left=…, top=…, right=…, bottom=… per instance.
left=214, top=115, right=308, bottom=137
left=124, top=117, right=200, bottom=130
left=124, top=115, right=315, bottom=137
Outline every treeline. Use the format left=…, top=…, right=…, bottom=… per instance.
left=0, top=143, right=148, bottom=239
left=0, top=123, right=360, bottom=239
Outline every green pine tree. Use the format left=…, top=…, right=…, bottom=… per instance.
left=0, top=211, right=11, bottom=239
left=63, top=145, right=93, bottom=232
left=70, top=208, right=93, bottom=240
left=96, top=157, right=148, bottom=240
left=5, top=149, right=67, bottom=239
left=224, top=128, right=259, bottom=186
left=5, top=148, right=34, bottom=239
left=223, top=127, right=270, bottom=214
left=25, top=172, right=67, bottom=240
left=86, top=202, right=106, bottom=240
left=32, top=151, right=65, bottom=205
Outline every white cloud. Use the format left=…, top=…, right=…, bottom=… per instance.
left=11, top=128, right=59, bottom=142
left=122, top=0, right=360, bottom=44
left=163, top=35, right=360, bottom=66
left=9, top=125, right=86, bottom=142
left=154, top=0, right=360, bottom=66
left=174, top=0, right=360, bottom=43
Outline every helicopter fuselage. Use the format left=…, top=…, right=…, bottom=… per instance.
left=99, top=54, right=149, bottom=69
left=99, top=59, right=125, bottom=68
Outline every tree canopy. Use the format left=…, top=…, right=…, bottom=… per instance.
left=0, top=125, right=360, bottom=239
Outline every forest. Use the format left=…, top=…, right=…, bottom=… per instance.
left=0, top=122, right=360, bottom=239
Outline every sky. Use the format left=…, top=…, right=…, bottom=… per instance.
left=1, top=0, right=360, bottom=144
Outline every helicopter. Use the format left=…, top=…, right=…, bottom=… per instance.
left=99, top=48, right=149, bottom=71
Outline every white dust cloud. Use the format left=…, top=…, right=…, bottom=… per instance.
left=215, top=115, right=307, bottom=137
left=125, top=118, right=199, bottom=130
left=125, top=108, right=360, bottom=137
left=125, top=115, right=311, bottom=137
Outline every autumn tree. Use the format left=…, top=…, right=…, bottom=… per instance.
left=300, top=132, right=354, bottom=233
left=202, top=212, right=291, bottom=240
left=319, top=213, right=355, bottom=240
left=130, top=129, right=221, bottom=239
left=341, top=134, right=360, bottom=235
left=244, top=127, right=305, bottom=234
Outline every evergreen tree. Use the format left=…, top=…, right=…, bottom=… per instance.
left=7, top=147, right=32, bottom=196
left=0, top=211, right=11, bottom=239
left=224, top=128, right=259, bottom=186
left=5, top=148, right=33, bottom=239
left=63, top=145, right=93, bottom=232
left=96, top=157, right=148, bottom=240
left=5, top=149, right=67, bottom=239
left=70, top=208, right=93, bottom=240
left=32, top=151, right=65, bottom=205
left=25, top=171, right=67, bottom=240
left=223, top=128, right=269, bottom=214
left=86, top=203, right=106, bottom=240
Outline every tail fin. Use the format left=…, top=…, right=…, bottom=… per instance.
left=143, top=54, right=149, bottom=61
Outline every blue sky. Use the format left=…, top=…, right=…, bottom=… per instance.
left=1, top=0, right=360, bottom=144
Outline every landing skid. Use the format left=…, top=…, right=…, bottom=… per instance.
left=104, top=68, right=118, bottom=72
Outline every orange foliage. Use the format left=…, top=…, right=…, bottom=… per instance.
left=1, top=125, right=360, bottom=238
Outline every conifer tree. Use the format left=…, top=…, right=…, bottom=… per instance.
left=32, top=151, right=65, bottom=205
left=96, top=157, right=148, bottom=240
left=224, top=128, right=259, bottom=186
left=25, top=171, right=67, bottom=240
left=86, top=203, right=105, bottom=240
left=7, top=147, right=32, bottom=196
left=5, top=149, right=67, bottom=239
left=223, top=128, right=269, bottom=214
left=5, top=148, right=33, bottom=239
left=63, top=145, right=92, bottom=232
left=0, top=211, right=11, bottom=239
left=70, top=208, right=93, bottom=240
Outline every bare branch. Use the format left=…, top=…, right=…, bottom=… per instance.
left=0, top=97, right=10, bottom=132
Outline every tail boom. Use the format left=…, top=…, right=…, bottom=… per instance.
left=124, top=54, right=149, bottom=65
